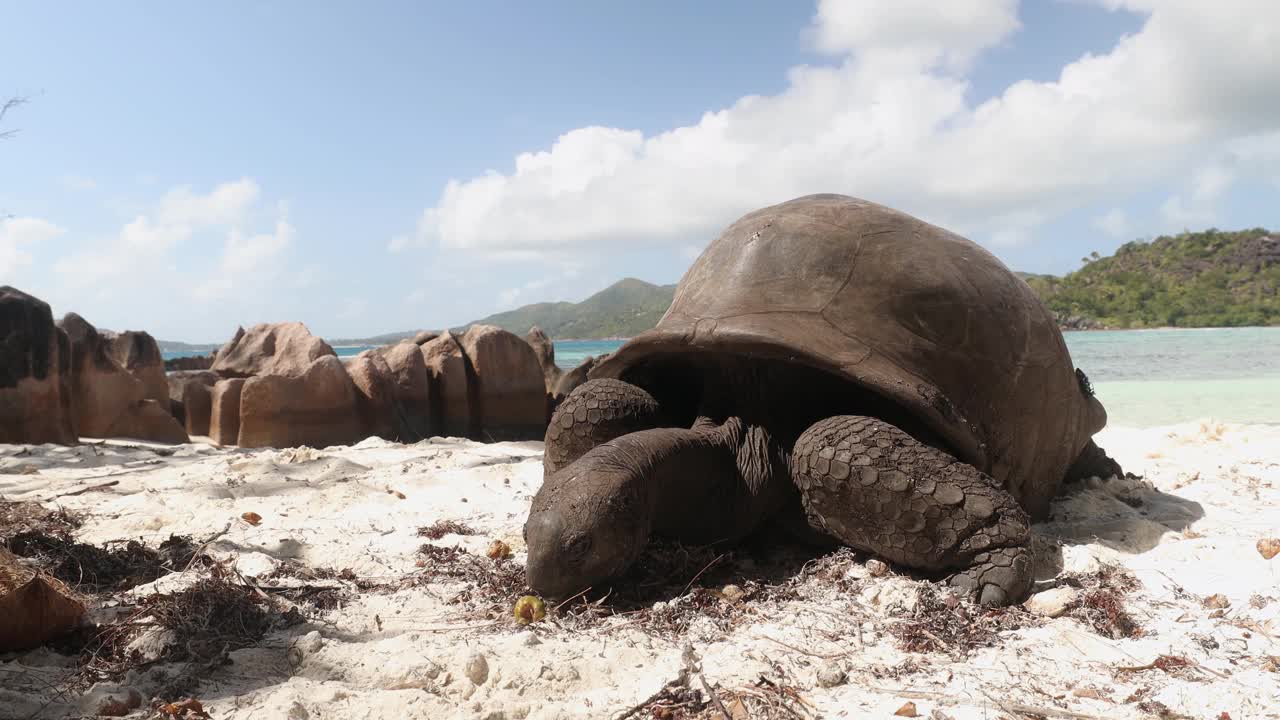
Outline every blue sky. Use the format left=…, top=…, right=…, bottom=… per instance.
left=2, top=1, right=1277, bottom=342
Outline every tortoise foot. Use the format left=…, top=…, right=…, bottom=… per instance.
left=945, top=545, right=1033, bottom=606
left=792, top=415, right=1033, bottom=607
left=543, top=378, right=662, bottom=476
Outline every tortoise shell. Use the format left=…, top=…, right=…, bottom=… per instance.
left=590, top=194, right=1106, bottom=519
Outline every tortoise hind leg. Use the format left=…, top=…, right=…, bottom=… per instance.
left=543, top=378, right=663, bottom=476
left=792, top=415, right=1033, bottom=606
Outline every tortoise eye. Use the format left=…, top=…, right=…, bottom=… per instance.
left=564, top=532, right=590, bottom=558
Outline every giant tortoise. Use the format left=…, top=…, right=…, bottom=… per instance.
left=524, top=194, right=1118, bottom=606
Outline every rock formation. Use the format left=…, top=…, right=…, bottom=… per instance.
left=209, top=378, right=245, bottom=446
left=382, top=341, right=432, bottom=441
left=105, top=330, right=169, bottom=407
left=238, top=356, right=362, bottom=448
left=345, top=351, right=398, bottom=441
left=421, top=331, right=474, bottom=439
left=459, top=325, right=546, bottom=441
left=526, top=326, right=560, bottom=423
left=167, top=371, right=219, bottom=437
left=59, top=312, right=188, bottom=444
left=411, top=330, right=439, bottom=346
left=526, top=326, right=561, bottom=391
left=0, top=286, right=76, bottom=444
left=212, top=322, right=338, bottom=377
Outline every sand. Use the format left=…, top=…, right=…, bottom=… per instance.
left=1, top=420, right=1278, bottom=719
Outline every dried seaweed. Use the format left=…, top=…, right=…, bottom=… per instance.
left=6, top=531, right=203, bottom=592
left=888, top=585, right=1034, bottom=658
left=416, top=519, right=477, bottom=540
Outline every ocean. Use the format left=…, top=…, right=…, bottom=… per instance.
left=166, top=327, right=1280, bottom=428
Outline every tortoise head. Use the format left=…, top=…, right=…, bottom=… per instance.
left=524, top=450, right=651, bottom=600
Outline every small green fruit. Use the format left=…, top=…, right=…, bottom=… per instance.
left=513, top=595, right=546, bottom=625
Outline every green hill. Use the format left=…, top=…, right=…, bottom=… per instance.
left=1022, top=228, right=1279, bottom=328
left=461, top=278, right=677, bottom=339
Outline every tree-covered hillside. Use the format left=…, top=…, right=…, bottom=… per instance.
left=1022, top=228, right=1279, bottom=328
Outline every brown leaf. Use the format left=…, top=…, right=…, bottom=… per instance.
left=1203, top=593, right=1230, bottom=609
left=241, top=511, right=262, bottom=526
left=895, top=701, right=920, bottom=717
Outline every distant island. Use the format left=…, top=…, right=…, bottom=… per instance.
left=323, top=277, right=679, bottom=346
left=163, top=227, right=1278, bottom=349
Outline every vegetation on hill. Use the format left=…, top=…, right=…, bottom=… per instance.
left=461, top=278, right=677, bottom=339
left=1021, top=228, right=1279, bottom=329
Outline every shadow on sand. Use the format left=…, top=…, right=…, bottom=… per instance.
left=1031, top=472, right=1205, bottom=580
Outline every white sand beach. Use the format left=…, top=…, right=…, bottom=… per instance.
left=1, top=421, right=1278, bottom=719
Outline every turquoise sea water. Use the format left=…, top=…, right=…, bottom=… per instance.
left=165, top=327, right=1280, bottom=427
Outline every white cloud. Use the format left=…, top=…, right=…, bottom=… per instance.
left=191, top=219, right=296, bottom=302
left=48, top=178, right=295, bottom=318
left=55, top=178, right=265, bottom=286
left=388, top=234, right=410, bottom=253
left=156, top=178, right=258, bottom=228
left=1159, top=159, right=1238, bottom=228
left=1094, top=208, right=1131, bottom=239
left=809, top=0, right=1020, bottom=70
left=412, top=0, right=1280, bottom=258
left=0, top=217, right=64, bottom=277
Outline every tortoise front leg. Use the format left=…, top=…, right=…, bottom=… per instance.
left=792, top=416, right=1033, bottom=606
left=543, top=378, right=663, bottom=476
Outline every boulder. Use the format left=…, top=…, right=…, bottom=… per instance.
left=526, top=326, right=560, bottom=424
left=526, top=326, right=561, bottom=392
left=212, top=322, right=336, bottom=378
left=459, top=324, right=546, bottom=441
left=212, top=326, right=245, bottom=366
left=105, top=399, right=188, bottom=445
left=209, top=378, right=245, bottom=446
left=60, top=313, right=188, bottom=444
left=167, top=371, right=219, bottom=437
left=238, top=356, right=362, bottom=448
left=0, top=547, right=85, bottom=652
left=412, top=330, right=439, bottom=346
left=0, top=286, right=76, bottom=444
left=105, top=330, right=168, bottom=408
left=421, top=331, right=474, bottom=439
left=345, top=351, right=398, bottom=441
left=383, top=341, right=432, bottom=441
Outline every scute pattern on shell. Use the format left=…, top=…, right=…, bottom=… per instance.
left=590, top=194, right=1110, bottom=520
